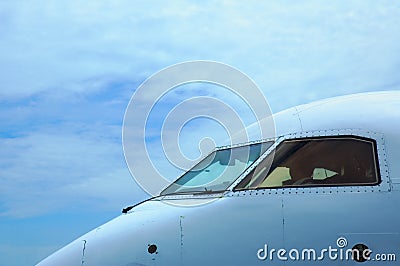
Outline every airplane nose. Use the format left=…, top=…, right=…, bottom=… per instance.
left=36, top=236, right=85, bottom=265
left=36, top=200, right=182, bottom=266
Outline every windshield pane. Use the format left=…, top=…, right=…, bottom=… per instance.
left=234, top=137, right=379, bottom=190
left=160, top=142, right=272, bottom=195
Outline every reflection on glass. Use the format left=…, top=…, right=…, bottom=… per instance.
left=160, top=142, right=272, bottom=195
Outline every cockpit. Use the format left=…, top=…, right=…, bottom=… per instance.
left=161, top=136, right=380, bottom=196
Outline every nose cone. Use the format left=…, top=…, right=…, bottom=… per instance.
left=36, top=237, right=85, bottom=265
left=36, top=200, right=181, bottom=266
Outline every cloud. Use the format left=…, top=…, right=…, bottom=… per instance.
left=0, top=130, right=148, bottom=218
left=1, top=1, right=399, bottom=103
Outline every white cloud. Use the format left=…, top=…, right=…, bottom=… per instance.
left=1, top=1, right=399, bottom=104
left=0, top=130, right=147, bottom=218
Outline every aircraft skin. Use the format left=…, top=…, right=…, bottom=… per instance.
left=37, top=91, right=400, bottom=265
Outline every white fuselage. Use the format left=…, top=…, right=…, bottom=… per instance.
left=37, top=91, right=400, bottom=265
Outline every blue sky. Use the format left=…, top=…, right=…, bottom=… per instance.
left=1, top=1, right=400, bottom=265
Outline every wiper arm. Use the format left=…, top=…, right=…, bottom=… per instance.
left=161, top=189, right=222, bottom=196
left=122, top=189, right=222, bottom=214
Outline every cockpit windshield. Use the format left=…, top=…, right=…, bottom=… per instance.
left=160, top=142, right=273, bottom=196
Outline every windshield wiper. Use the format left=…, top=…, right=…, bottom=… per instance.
left=161, top=189, right=223, bottom=196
